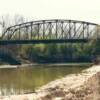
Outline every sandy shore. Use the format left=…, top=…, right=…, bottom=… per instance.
left=0, top=65, right=18, bottom=69
left=0, top=62, right=92, bottom=69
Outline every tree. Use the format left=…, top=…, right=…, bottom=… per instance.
left=0, top=14, right=26, bottom=34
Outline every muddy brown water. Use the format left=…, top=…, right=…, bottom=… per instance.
left=0, top=64, right=90, bottom=96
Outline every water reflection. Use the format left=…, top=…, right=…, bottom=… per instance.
left=0, top=65, right=89, bottom=95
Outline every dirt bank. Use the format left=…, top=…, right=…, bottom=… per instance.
left=1, top=65, right=100, bottom=100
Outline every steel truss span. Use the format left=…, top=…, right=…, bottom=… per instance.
left=0, top=19, right=100, bottom=45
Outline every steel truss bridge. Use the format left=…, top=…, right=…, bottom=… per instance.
left=0, top=19, right=100, bottom=45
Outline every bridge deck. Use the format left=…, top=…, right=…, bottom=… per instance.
left=0, top=39, right=88, bottom=45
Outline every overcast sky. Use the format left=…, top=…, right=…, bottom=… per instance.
left=0, top=0, right=100, bottom=24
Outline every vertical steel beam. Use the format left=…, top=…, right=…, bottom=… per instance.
left=81, top=23, right=85, bottom=50
left=43, top=21, right=45, bottom=39
left=19, top=28, right=20, bottom=40
left=37, top=24, right=40, bottom=39
left=63, top=23, right=69, bottom=39
left=25, top=26, right=28, bottom=40
left=30, top=22, right=33, bottom=40
left=83, top=23, right=85, bottom=39
left=61, top=21, right=64, bottom=39
left=49, top=22, right=52, bottom=39
left=96, top=25, right=99, bottom=39
left=87, top=24, right=89, bottom=39
left=73, top=22, right=76, bottom=39
left=68, top=20, right=71, bottom=39
left=7, top=29, right=11, bottom=40
left=55, top=20, right=58, bottom=39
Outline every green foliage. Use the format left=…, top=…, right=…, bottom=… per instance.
left=0, top=39, right=99, bottom=64
left=15, top=38, right=99, bottom=63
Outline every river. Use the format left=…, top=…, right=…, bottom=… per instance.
left=0, top=63, right=91, bottom=96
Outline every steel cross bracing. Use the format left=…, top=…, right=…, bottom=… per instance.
left=0, top=19, right=100, bottom=45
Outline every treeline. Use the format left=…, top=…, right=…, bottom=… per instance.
left=0, top=38, right=100, bottom=64
left=0, top=39, right=100, bottom=65
left=14, top=39, right=99, bottom=63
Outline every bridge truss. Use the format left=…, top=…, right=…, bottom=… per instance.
left=0, top=19, right=100, bottom=45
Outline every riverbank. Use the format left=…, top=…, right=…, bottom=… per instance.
left=0, top=65, right=18, bottom=69
left=0, top=62, right=93, bottom=69
left=0, top=65, right=100, bottom=100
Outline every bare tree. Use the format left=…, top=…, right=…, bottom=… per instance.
left=14, top=14, right=26, bottom=25
left=0, top=14, right=26, bottom=37
left=0, top=15, right=11, bottom=36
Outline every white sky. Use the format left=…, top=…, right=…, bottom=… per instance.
left=0, top=0, right=100, bottom=24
